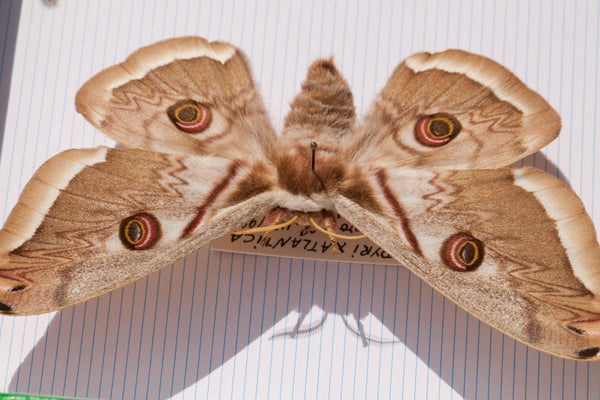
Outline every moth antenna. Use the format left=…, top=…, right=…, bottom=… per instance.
left=308, top=215, right=367, bottom=240
left=321, top=210, right=339, bottom=253
left=311, top=141, right=317, bottom=172
left=308, top=215, right=367, bottom=254
left=231, top=213, right=299, bottom=236
left=258, top=208, right=285, bottom=246
left=259, top=231, right=272, bottom=247
left=326, top=225, right=340, bottom=254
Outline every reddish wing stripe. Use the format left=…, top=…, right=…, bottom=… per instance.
left=375, top=170, right=422, bottom=255
left=181, top=161, right=242, bottom=238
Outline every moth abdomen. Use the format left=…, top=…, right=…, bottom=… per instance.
left=283, top=58, right=356, bottom=137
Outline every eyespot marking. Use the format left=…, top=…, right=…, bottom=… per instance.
left=443, top=232, right=484, bottom=271
left=167, top=100, right=211, bottom=133
left=415, top=113, right=461, bottom=147
left=120, top=213, right=162, bottom=250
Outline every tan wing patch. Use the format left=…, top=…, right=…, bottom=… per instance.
left=81, top=37, right=236, bottom=91
left=405, top=50, right=552, bottom=118
left=513, top=168, right=600, bottom=294
left=0, top=148, right=108, bottom=254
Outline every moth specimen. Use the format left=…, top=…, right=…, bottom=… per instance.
left=0, top=37, right=599, bottom=360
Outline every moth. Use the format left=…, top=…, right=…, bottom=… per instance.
left=0, top=37, right=599, bottom=361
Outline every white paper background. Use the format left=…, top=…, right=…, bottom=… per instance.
left=0, top=0, right=599, bottom=399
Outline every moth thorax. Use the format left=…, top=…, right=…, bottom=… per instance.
left=276, top=144, right=346, bottom=196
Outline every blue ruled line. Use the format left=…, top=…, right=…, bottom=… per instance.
left=376, top=266, right=388, bottom=400
left=401, top=273, right=411, bottom=400
left=425, top=288, right=433, bottom=399
left=252, top=257, right=270, bottom=400
left=157, top=264, right=176, bottom=399
left=364, top=265, right=376, bottom=399
left=217, top=253, right=235, bottom=398
left=206, top=251, right=224, bottom=399
left=230, top=253, right=248, bottom=399
left=302, top=260, right=317, bottom=399
left=168, top=258, right=188, bottom=397
left=314, top=261, right=327, bottom=398
left=240, top=255, right=257, bottom=400
left=339, top=264, right=352, bottom=398
left=388, top=267, right=399, bottom=400
left=290, top=259, right=306, bottom=399
left=327, top=262, right=341, bottom=400
left=277, top=259, right=293, bottom=400
left=131, top=275, right=150, bottom=399
left=352, top=264, right=365, bottom=399
left=179, top=251, right=199, bottom=397
left=412, top=280, right=423, bottom=399
left=193, top=249, right=212, bottom=400
left=438, top=298, right=446, bottom=399
left=265, top=257, right=282, bottom=400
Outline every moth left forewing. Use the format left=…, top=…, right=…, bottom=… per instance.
left=0, top=147, right=277, bottom=315
left=335, top=166, right=600, bottom=360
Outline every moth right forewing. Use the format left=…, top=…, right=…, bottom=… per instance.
left=350, top=49, right=560, bottom=170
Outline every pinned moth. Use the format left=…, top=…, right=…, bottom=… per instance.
left=0, top=37, right=599, bottom=361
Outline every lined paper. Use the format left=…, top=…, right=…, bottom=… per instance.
left=0, top=0, right=599, bottom=399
